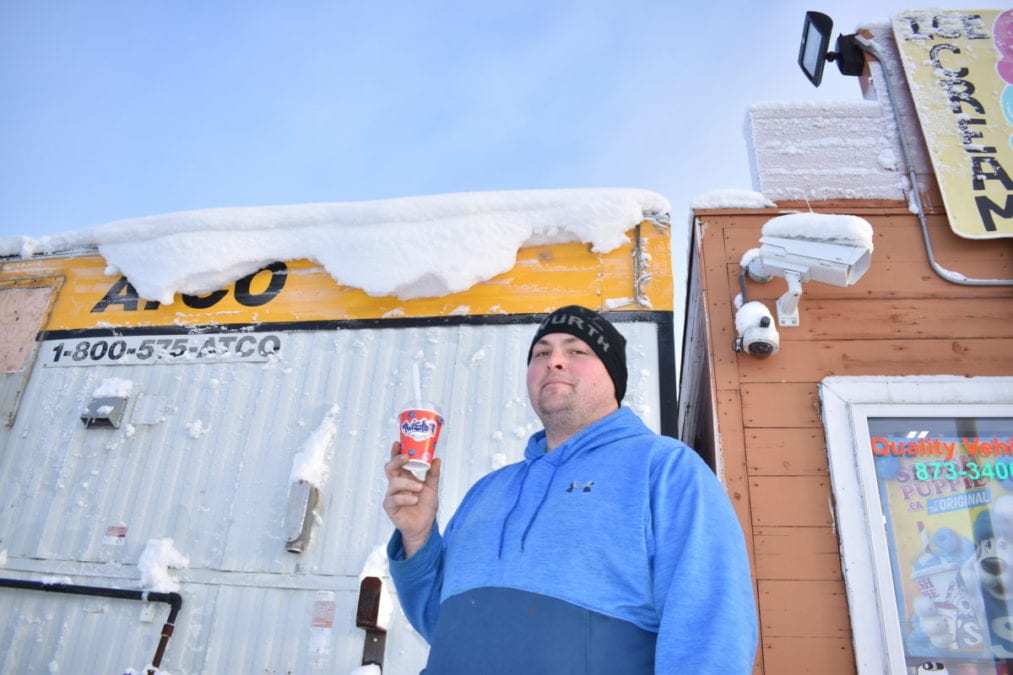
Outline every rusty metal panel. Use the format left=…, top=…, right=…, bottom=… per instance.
left=0, top=286, right=53, bottom=373
left=0, top=285, right=56, bottom=427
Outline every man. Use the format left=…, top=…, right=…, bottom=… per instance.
left=383, top=305, right=757, bottom=673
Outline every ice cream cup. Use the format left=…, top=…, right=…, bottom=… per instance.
left=398, top=406, right=444, bottom=471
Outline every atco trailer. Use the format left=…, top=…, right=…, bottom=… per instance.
left=0, top=189, right=680, bottom=673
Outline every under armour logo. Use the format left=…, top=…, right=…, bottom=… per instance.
left=566, top=481, right=595, bottom=493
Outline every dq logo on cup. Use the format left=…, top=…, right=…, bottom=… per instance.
left=398, top=408, right=444, bottom=469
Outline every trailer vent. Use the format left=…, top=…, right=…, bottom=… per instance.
left=81, top=396, right=128, bottom=428
left=284, top=480, right=319, bottom=553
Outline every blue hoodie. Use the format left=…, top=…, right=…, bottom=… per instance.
left=388, top=407, right=758, bottom=673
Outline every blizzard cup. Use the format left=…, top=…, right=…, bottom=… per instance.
left=398, top=406, right=444, bottom=471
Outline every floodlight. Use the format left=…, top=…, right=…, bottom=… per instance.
left=798, top=11, right=867, bottom=87
left=799, top=11, right=834, bottom=86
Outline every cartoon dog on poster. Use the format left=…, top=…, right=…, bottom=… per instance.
left=960, top=495, right=1013, bottom=658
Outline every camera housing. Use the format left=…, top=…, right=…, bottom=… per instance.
left=746, top=235, right=872, bottom=288
left=741, top=214, right=874, bottom=327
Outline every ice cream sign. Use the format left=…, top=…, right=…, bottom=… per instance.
left=893, top=9, right=1013, bottom=239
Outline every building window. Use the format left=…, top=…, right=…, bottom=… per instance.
left=820, top=376, right=1013, bottom=674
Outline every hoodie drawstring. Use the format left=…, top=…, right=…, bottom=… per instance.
left=498, top=460, right=531, bottom=559
left=519, top=462, right=559, bottom=552
left=497, top=459, right=560, bottom=558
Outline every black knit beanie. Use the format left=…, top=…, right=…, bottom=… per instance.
left=526, top=305, right=628, bottom=403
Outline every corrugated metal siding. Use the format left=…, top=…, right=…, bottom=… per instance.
left=0, top=320, right=663, bottom=673
left=0, top=587, right=169, bottom=673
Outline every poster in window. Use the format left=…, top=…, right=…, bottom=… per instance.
left=874, top=435, right=1013, bottom=663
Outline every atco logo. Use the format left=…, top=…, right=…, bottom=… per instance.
left=91, top=262, right=288, bottom=313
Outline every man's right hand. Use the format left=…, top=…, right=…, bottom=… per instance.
left=382, top=441, right=442, bottom=558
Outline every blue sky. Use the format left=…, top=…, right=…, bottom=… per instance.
left=0, top=1, right=999, bottom=240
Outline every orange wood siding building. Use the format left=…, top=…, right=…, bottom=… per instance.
left=681, top=199, right=1013, bottom=673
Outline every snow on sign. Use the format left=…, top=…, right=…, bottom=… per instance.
left=893, top=9, right=1013, bottom=239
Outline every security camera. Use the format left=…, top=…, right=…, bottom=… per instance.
left=734, top=301, right=780, bottom=357
left=741, top=213, right=873, bottom=327
left=746, top=235, right=872, bottom=287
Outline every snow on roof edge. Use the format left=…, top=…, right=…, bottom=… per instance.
left=692, top=189, right=776, bottom=210
left=748, top=99, right=882, bottom=113
left=1, top=188, right=671, bottom=305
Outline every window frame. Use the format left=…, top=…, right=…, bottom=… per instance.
left=819, top=375, right=1013, bottom=673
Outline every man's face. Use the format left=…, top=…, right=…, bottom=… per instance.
left=526, top=333, right=618, bottom=426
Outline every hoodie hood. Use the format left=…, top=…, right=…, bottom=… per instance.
left=501, top=407, right=653, bottom=556
left=522, top=407, right=650, bottom=464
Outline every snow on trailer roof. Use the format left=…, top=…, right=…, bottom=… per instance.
left=0, top=189, right=670, bottom=305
